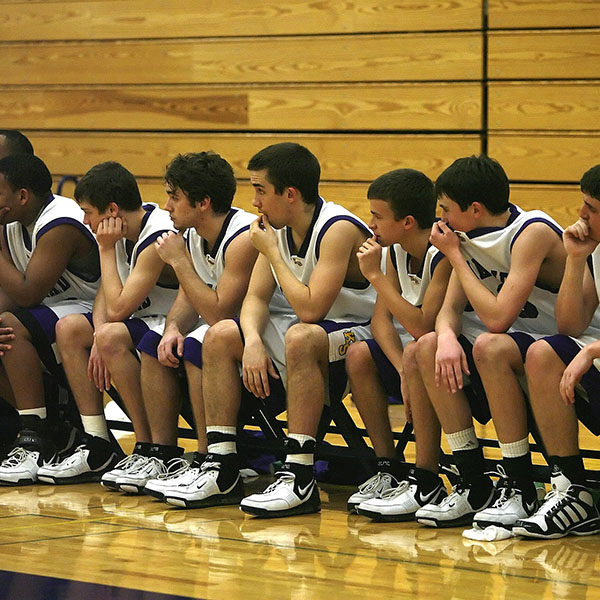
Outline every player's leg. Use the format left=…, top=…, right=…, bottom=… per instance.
left=413, top=332, right=495, bottom=528
left=346, top=340, right=408, bottom=512
left=358, top=341, right=447, bottom=521
left=514, top=337, right=600, bottom=538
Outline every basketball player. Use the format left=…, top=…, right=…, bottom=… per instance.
left=36, top=161, right=179, bottom=486
left=129, top=152, right=258, bottom=497
left=411, top=155, right=566, bottom=529
left=0, top=154, right=100, bottom=485
left=514, top=164, right=600, bottom=538
left=343, top=169, right=452, bottom=515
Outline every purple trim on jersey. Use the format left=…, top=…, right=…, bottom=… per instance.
left=123, top=317, right=150, bottom=346
left=3, top=227, right=14, bottom=263
left=36, top=217, right=95, bottom=245
left=286, top=197, right=323, bottom=259
left=136, top=329, right=161, bottom=358
left=457, top=335, right=491, bottom=424
left=588, top=254, right=594, bottom=279
left=22, top=305, right=60, bottom=343
left=221, top=224, right=250, bottom=257
left=509, top=217, right=563, bottom=254
left=315, top=215, right=371, bottom=261
left=390, top=244, right=399, bottom=270
left=135, top=229, right=169, bottom=258
left=541, top=334, right=600, bottom=427
left=430, top=249, right=445, bottom=275
left=464, top=204, right=521, bottom=239
left=506, top=331, right=537, bottom=362
left=203, top=208, right=236, bottom=258
left=365, top=339, right=401, bottom=399
left=183, top=336, right=203, bottom=368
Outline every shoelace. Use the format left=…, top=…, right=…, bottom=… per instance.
left=379, top=479, right=411, bottom=499
left=536, top=488, right=568, bottom=516
left=262, top=471, right=295, bottom=494
left=113, top=453, right=145, bottom=473
left=200, top=460, right=223, bottom=473
left=1, top=447, right=36, bottom=468
left=129, top=456, right=166, bottom=476
left=358, top=472, right=394, bottom=495
left=154, top=457, right=190, bottom=481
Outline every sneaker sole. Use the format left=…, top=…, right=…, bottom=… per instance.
left=118, top=483, right=146, bottom=495
left=417, top=513, right=476, bottom=528
left=142, top=487, right=166, bottom=500
left=101, top=479, right=120, bottom=490
left=0, top=477, right=36, bottom=486
left=240, top=502, right=321, bottom=518
left=357, top=507, right=416, bottom=522
left=37, top=472, right=105, bottom=485
left=165, top=492, right=244, bottom=509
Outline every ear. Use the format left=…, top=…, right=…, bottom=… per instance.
left=17, top=188, right=30, bottom=205
left=198, top=195, right=211, bottom=211
left=107, top=201, right=119, bottom=216
left=403, top=215, right=416, bottom=229
left=286, top=186, right=300, bottom=204
left=471, top=201, right=483, bottom=217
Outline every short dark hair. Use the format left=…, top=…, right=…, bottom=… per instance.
left=581, top=164, right=600, bottom=202
left=165, top=152, right=236, bottom=214
left=75, top=161, right=141, bottom=212
left=0, top=130, right=34, bottom=156
left=368, top=169, right=435, bottom=229
left=435, top=155, right=510, bottom=215
left=0, top=154, right=52, bottom=199
left=247, top=142, right=320, bottom=205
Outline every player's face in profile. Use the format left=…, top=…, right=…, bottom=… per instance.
left=250, top=169, right=287, bottom=228
left=368, top=198, right=403, bottom=247
left=0, top=174, right=21, bottom=225
left=437, top=194, right=473, bottom=233
left=164, top=186, right=194, bottom=230
left=79, top=200, right=108, bottom=234
left=580, top=193, right=600, bottom=241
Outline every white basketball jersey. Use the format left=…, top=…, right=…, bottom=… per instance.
left=271, top=198, right=376, bottom=323
left=391, top=242, right=444, bottom=307
left=115, top=203, right=177, bottom=318
left=454, top=204, right=563, bottom=337
left=4, top=194, right=99, bottom=305
left=186, top=207, right=256, bottom=291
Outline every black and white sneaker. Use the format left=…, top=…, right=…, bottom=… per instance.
left=164, top=453, right=244, bottom=509
left=513, top=484, right=600, bottom=539
left=240, top=463, right=321, bottom=518
left=37, top=434, right=120, bottom=484
left=347, top=472, right=401, bottom=513
left=415, top=479, right=495, bottom=528
left=473, top=476, right=538, bottom=529
left=357, top=474, right=447, bottom=522
left=0, top=427, right=55, bottom=486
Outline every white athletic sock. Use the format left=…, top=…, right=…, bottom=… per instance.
left=18, top=407, right=47, bottom=419
left=446, top=427, right=478, bottom=452
left=286, top=433, right=316, bottom=466
left=81, top=414, right=110, bottom=441
left=207, top=426, right=237, bottom=455
left=499, top=437, right=529, bottom=459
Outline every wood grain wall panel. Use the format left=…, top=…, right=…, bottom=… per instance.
left=0, top=33, right=483, bottom=85
left=488, top=1, right=600, bottom=29
left=488, top=134, right=599, bottom=181
left=0, top=84, right=482, bottom=131
left=0, top=1, right=482, bottom=41
left=488, top=31, right=600, bottom=79
left=510, top=184, right=582, bottom=227
left=488, top=82, right=600, bottom=131
left=34, top=132, right=480, bottom=182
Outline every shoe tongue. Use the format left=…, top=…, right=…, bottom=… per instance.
left=550, top=468, right=572, bottom=493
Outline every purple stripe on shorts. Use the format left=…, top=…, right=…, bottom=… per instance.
left=21, top=305, right=59, bottom=343
left=457, top=335, right=491, bottom=424
left=123, top=318, right=150, bottom=346
left=183, top=337, right=203, bottom=369
left=506, top=331, right=537, bottom=362
left=365, top=339, right=401, bottom=399
left=317, top=319, right=370, bottom=334
left=137, top=329, right=162, bottom=358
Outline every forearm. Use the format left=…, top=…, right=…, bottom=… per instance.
left=164, top=297, right=199, bottom=336
left=371, top=315, right=404, bottom=374
left=240, top=295, right=271, bottom=345
left=98, top=247, right=126, bottom=318
left=556, top=255, right=590, bottom=336
left=370, top=272, right=433, bottom=339
left=0, top=254, right=43, bottom=306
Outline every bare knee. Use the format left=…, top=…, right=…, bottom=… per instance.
left=402, top=341, right=419, bottom=375
left=56, top=314, right=92, bottom=350
left=473, top=332, right=509, bottom=365
left=203, top=319, right=242, bottom=359
left=94, top=322, right=132, bottom=359
left=345, top=340, right=372, bottom=377
left=415, top=331, right=438, bottom=363
left=525, top=339, right=562, bottom=378
left=285, top=323, right=327, bottom=365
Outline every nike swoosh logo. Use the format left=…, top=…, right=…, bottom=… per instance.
left=298, top=480, right=314, bottom=498
left=418, top=486, right=442, bottom=505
